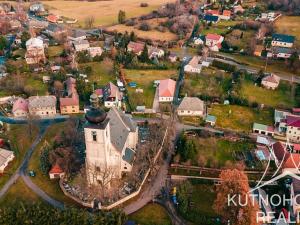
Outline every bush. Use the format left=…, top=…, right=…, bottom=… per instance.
left=39, top=145, right=51, bottom=175
left=140, top=2, right=148, bottom=7
left=139, top=22, right=151, bottom=31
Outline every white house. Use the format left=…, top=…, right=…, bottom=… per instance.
left=158, top=79, right=176, bottom=102
left=73, top=39, right=90, bottom=52
left=84, top=104, right=138, bottom=185
left=49, top=164, right=65, bottom=179
left=205, top=33, right=224, bottom=52
left=184, top=56, right=202, bottom=73
left=148, top=46, right=164, bottom=59
left=271, top=33, right=295, bottom=48
left=25, top=37, right=46, bottom=65
left=0, top=148, right=14, bottom=173
left=87, top=47, right=103, bottom=58
left=177, top=97, right=205, bottom=117
left=261, top=74, right=280, bottom=90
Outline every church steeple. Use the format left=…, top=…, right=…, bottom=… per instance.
left=85, top=94, right=107, bottom=124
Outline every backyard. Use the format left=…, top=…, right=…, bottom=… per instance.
left=125, top=69, right=177, bottom=109
left=209, top=104, right=273, bottom=133
left=129, top=203, right=172, bottom=225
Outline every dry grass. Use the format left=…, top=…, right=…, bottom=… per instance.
left=274, top=16, right=300, bottom=47
left=41, top=0, right=174, bottom=27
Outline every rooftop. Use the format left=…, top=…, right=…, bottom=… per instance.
left=272, top=33, right=295, bottom=44
left=178, top=97, right=205, bottom=112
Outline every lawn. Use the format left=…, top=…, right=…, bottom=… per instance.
left=25, top=76, right=48, bottom=96
left=274, top=16, right=300, bottom=47
left=200, top=20, right=242, bottom=35
left=27, top=122, right=78, bottom=206
left=240, top=80, right=296, bottom=108
left=79, top=59, right=115, bottom=86
left=125, top=69, right=177, bottom=109
left=209, top=104, right=273, bottom=133
left=43, top=0, right=174, bottom=27
left=225, top=29, right=256, bottom=50
left=47, top=45, right=63, bottom=58
left=129, top=203, right=172, bottom=225
left=0, top=124, right=39, bottom=189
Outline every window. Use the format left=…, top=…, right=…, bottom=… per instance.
left=124, top=167, right=127, bottom=170
left=92, top=131, right=97, bottom=141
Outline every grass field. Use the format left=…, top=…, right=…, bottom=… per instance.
left=43, top=0, right=174, bottom=27
left=28, top=122, right=78, bottom=206
left=0, top=124, right=38, bottom=190
left=201, top=20, right=242, bottom=36
left=125, top=69, right=177, bottom=109
left=225, top=29, right=256, bottom=50
left=274, top=16, right=300, bottom=47
left=209, top=104, right=273, bottom=133
left=240, top=80, right=296, bottom=108
left=129, top=203, right=172, bottom=225
left=47, top=45, right=64, bottom=58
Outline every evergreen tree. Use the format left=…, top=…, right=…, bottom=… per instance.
left=0, top=35, right=7, bottom=52
left=118, top=10, right=126, bottom=24
left=139, top=44, right=149, bottom=63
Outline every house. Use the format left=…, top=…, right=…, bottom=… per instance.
left=60, top=77, right=80, bottom=114
left=177, top=97, right=205, bottom=117
left=184, top=56, right=202, bottom=73
left=206, top=115, right=216, bottom=126
left=286, top=116, right=300, bottom=143
left=84, top=103, right=138, bottom=185
left=47, top=14, right=59, bottom=23
left=68, top=30, right=87, bottom=42
left=25, top=37, right=46, bottom=65
left=253, top=123, right=274, bottom=136
left=49, top=164, right=65, bottom=179
left=168, top=53, right=178, bottom=62
left=103, top=82, right=122, bottom=108
left=29, top=19, right=49, bottom=29
left=203, top=15, right=219, bottom=23
left=127, top=41, right=145, bottom=55
left=254, top=45, right=264, bottom=57
left=271, top=33, right=295, bottom=48
left=28, top=96, right=57, bottom=117
left=44, top=24, right=66, bottom=38
left=205, top=33, right=224, bottom=51
left=0, top=148, right=14, bottom=173
left=205, top=9, right=220, bottom=16
left=261, top=74, right=280, bottom=90
left=12, top=97, right=28, bottom=118
left=148, top=46, right=164, bottom=59
left=272, top=47, right=296, bottom=59
left=87, top=47, right=103, bottom=58
left=219, top=10, right=231, bottom=20
left=73, top=39, right=90, bottom=52
left=158, top=79, right=176, bottom=102
left=233, top=5, right=244, bottom=14
left=193, top=36, right=204, bottom=45
left=29, top=2, right=45, bottom=13
left=9, top=20, right=21, bottom=30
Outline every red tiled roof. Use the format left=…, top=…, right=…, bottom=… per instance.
left=127, top=41, right=144, bottom=54
left=60, top=94, right=79, bottom=107
left=49, top=164, right=63, bottom=174
left=206, top=33, right=222, bottom=41
left=159, top=79, right=176, bottom=98
left=205, top=9, right=220, bottom=15
left=286, top=115, right=300, bottom=128
left=12, top=98, right=28, bottom=113
left=47, top=14, right=59, bottom=23
left=223, top=10, right=231, bottom=17
left=94, top=89, right=103, bottom=97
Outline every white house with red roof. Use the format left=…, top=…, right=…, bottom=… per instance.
left=205, top=34, right=224, bottom=52
left=219, top=10, right=231, bottom=20
left=286, top=116, right=300, bottom=143
left=261, top=74, right=280, bottom=90
left=158, top=79, right=176, bottom=102
left=12, top=97, right=28, bottom=118
left=49, top=164, right=65, bottom=179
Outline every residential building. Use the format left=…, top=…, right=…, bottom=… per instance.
left=184, top=56, right=202, bottom=73
left=205, top=33, right=224, bottom=51
left=148, top=46, right=164, bottom=59
left=12, top=97, right=28, bottom=118
left=68, top=30, right=87, bottom=42
left=158, top=79, right=176, bottom=102
left=28, top=96, right=57, bottom=117
left=44, top=24, right=66, bottom=38
left=60, top=77, right=80, bottom=114
left=286, top=116, right=300, bottom=143
left=271, top=33, right=295, bottom=48
left=84, top=101, right=138, bottom=185
left=168, top=53, right=178, bottom=62
left=87, top=47, right=103, bottom=57
left=49, top=164, right=65, bottom=179
left=233, top=5, right=244, bottom=14
left=206, top=115, right=216, bottom=126
left=0, top=148, right=14, bottom=173
left=261, top=74, right=280, bottom=90
left=73, top=39, right=90, bottom=52
left=25, top=37, right=46, bottom=65
left=47, top=14, right=59, bottom=23
left=29, top=2, right=45, bottom=13
left=127, top=41, right=144, bottom=55
left=253, top=123, right=274, bottom=136
left=272, top=46, right=296, bottom=59
left=9, top=19, right=21, bottom=30
left=203, top=15, right=219, bottom=23
left=103, top=82, right=122, bottom=108
left=219, top=10, right=231, bottom=20
left=205, top=9, right=220, bottom=16
left=193, top=36, right=204, bottom=45
left=177, top=97, right=205, bottom=117
left=29, top=19, right=49, bottom=29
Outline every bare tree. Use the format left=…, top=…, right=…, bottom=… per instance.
left=85, top=16, right=95, bottom=29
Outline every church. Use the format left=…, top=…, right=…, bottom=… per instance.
left=84, top=94, right=138, bottom=186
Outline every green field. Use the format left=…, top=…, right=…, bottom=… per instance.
left=225, top=29, right=256, bottom=50
left=201, top=20, right=242, bottom=35
left=240, top=80, right=296, bottom=108
left=209, top=104, right=273, bottom=133
left=48, top=45, right=64, bottom=58
left=129, top=203, right=172, bottom=225
left=125, top=69, right=177, bottom=109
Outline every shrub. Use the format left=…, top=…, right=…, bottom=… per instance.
left=138, top=22, right=151, bottom=31
left=140, top=2, right=148, bottom=7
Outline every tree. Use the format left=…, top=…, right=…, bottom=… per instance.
left=289, top=52, right=299, bottom=71
left=139, top=44, right=149, bottom=63
left=118, top=10, right=126, bottom=24
left=85, top=16, right=95, bottom=29
left=0, top=35, right=7, bottom=53
left=213, top=169, right=260, bottom=225
left=21, top=31, right=30, bottom=49
left=53, top=80, right=64, bottom=97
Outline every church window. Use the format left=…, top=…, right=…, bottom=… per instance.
left=92, top=131, right=97, bottom=141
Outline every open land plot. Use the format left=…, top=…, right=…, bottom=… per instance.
left=225, top=29, right=256, bottom=50
left=274, top=16, right=300, bottom=47
left=125, top=69, right=177, bottom=109
left=209, top=104, right=273, bottom=133
left=47, top=45, right=64, bottom=58
left=42, top=0, right=174, bottom=27
left=129, top=203, right=172, bottom=225
left=200, top=20, right=243, bottom=36
left=240, top=80, right=297, bottom=108
left=27, top=122, right=79, bottom=206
